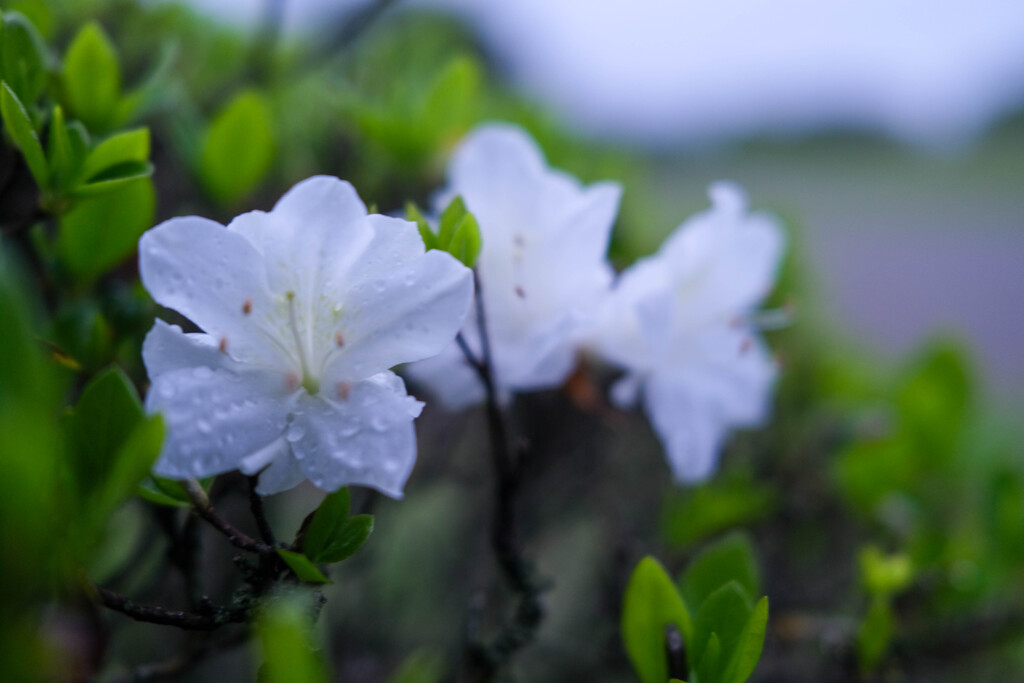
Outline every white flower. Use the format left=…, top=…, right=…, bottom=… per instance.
left=139, top=176, right=474, bottom=496
left=594, top=182, right=785, bottom=482
left=404, top=123, right=622, bottom=408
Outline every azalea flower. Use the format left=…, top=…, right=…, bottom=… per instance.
left=404, top=123, right=622, bottom=408
left=593, top=182, right=785, bottom=481
left=139, top=176, right=474, bottom=496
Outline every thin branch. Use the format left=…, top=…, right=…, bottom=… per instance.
left=96, top=587, right=247, bottom=632
left=184, top=480, right=274, bottom=555
left=247, top=476, right=277, bottom=546
left=459, top=272, right=545, bottom=681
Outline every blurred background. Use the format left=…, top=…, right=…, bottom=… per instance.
left=6, top=0, right=1024, bottom=681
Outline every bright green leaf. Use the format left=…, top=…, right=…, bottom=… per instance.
left=663, top=475, right=778, bottom=550
left=859, top=546, right=913, bottom=597
left=1, top=82, right=48, bottom=188
left=857, top=596, right=892, bottom=674
left=622, top=556, right=693, bottom=683
left=406, top=202, right=437, bottom=250
left=57, top=177, right=155, bottom=280
left=695, top=632, right=721, bottom=683
left=680, top=533, right=761, bottom=612
left=437, top=195, right=467, bottom=248
left=199, top=90, right=274, bottom=205
left=420, top=55, right=481, bottom=138
left=276, top=549, right=330, bottom=584
left=90, top=415, right=164, bottom=525
left=63, top=22, right=121, bottom=131
left=73, top=161, right=153, bottom=197
left=446, top=213, right=482, bottom=268
left=258, top=594, right=329, bottom=683
left=79, top=128, right=150, bottom=183
left=692, top=582, right=754, bottom=678
left=1, top=12, right=48, bottom=104
left=722, top=597, right=769, bottom=683
left=302, top=488, right=350, bottom=558
left=47, top=106, right=75, bottom=191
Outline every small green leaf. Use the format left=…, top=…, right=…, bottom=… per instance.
left=91, top=414, right=164, bottom=522
left=857, top=596, right=892, bottom=674
left=692, top=582, right=754, bottom=678
left=315, top=515, right=374, bottom=564
left=420, top=56, right=481, bottom=137
left=695, top=632, right=721, bottom=683
left=199, top=90, right=274, bottom=205
left=79, top=127, right=150, bottom=183
left=258, top=594, right=329, bottom=683
left=63, top=22, right=121, bottom=131
left=406, top=202, right=437, bottom=250
left=276, top=549, right=330, bottom=584
left=47, top=106, right=76, bottom=191
left=1, top=82, right=49, bottom=188
left=1, top=11, right=48, bottom=104
left=303, top=487, right=374, bottom=563
left=680, top=533, right=761, bottom=612
left=663, top=474, right=777, bottom=549
left=73, top=160, right=153, bottom=197
left=722, top=597, right=769, bottom=683
left=57, top=177, right=155, bottom=280
left=622, top=556, right=693, bottom=683
left=446, top=213, right=482, bottom=268
left=137, top=478, right=189, bottom=507
left=859, top=546, right=913, bottom=597
left=65, top=365, right=144, bottom=498
left=437, top=195, right=467, bottom=248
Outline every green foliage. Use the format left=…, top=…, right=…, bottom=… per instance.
left=303, top=488, right=375, bottom=564
left=0, top=11, right=48, bottom=105
left=75, top=127, right=152, bottom=195
left=679, top=533, right=761, bottom=612
left=857, top=596, right=893, bottom=674
left=1, top=81, right=49, bottom=188
left=57, top=177, right=155, bottom=280
left=62, top=22, right=121, bottom=131
left=409, top=195, right=482, bottom=267
left=199, top=89, right=274, bottom=205
left=621, top=557, right=693, bottom=683
left=663, top=472, right=777, bottom=549
left=277, top=550, right=331, bottom=584
left=257, top=594, right=329, bottom=683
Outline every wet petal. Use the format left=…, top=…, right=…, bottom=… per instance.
left=142, top=319, right=226, bottom=380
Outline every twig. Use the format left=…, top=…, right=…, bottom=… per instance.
left=184, top=480, right=274, bottom=555
left=247, top=476, right=277, bottom=546
left=458, top=273, right=545, bottom=680
left=96, top=587, right=247, bottom=632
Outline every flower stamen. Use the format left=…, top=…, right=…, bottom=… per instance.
left=285, top=291, right=319, bottom=395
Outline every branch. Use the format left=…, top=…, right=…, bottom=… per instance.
left=96, top=587, right=247, bottom=632
left=458, top=273, right=545, bottom=681
left=184, top=480, right=275, bottom=555
left=247, top=476, right=277, bottom=546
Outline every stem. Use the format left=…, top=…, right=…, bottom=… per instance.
left=247, top=476, right=277, bottom=546
left=96, top=587, right=247, bottom=631
left=184, top=480, right=274, bottom=555
left=458, top=273, right=545, bottom=680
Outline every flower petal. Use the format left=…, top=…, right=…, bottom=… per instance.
left=642, top=375, right=727, bottom=482
left=148, top=366, right=292, bottom=479
left=289, top=372, right=424, bottom=497
left=324, top=249, right=473, bottom=382
left=139, top=216, right=284, bottom=367
left=254, top=446, right=309, bottom=495
left=142, top=319, right=225, bottom=380
left=402, top=342, right=486, bottom=411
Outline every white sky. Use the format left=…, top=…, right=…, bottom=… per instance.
left=180, top=0, right=1024, bottom=147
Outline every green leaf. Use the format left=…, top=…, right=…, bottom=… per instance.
left=199, top=90, right=274, bottom=205
left=857, top=596, right=892, bottom=674
left=73, top=160, right=153, bottom=197
left=695, top=632, right=721, bottom=683
left=90, top=415, right=164, bottom=524
left=57, top=177, right=155, bottom=281
left=63, top=22, right=121, bottom=131
left=47, top=106, right=75, bottom=191
left=722, top=597, right=769, bottom=683
left=1, top=82, right=48, bottom=188
left=420, top=55, right=481, bottom=137
left=303, top=487, right=374, bottom=563
left=138, top=475, right=212, bottom=508
left=7, top=1, right=53, bottom=40
left=65, top=366, right=143, bottom=494
left=859, top=546, right=913, bottom=597
left=1, top=11, right=48, bottom=104
left=622, top=556, right=693, bottom=683
left=692, top=582, right=754, bottom=679
left=79, top=128, right=150, bottom=183
left=258, top=594, right=329, bottom=683
left=276, top=549, right=330, bottom=584
left=437, top=195, right=467, bottom=248
left=446, top=213, right=482, bottom=268
left=680, top=533, right=761, bottom=612
left=406, top=202, right=437, bottom=250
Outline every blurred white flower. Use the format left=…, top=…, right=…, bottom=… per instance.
left=405, top=123, right=622, bottom=408
left=594, top=182, right=785, bottom=481
left=139, top=176, right=473, bottom=496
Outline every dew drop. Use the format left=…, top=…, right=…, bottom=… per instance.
left=285, top=423, right=305, bottom=443
left=197, top=419, right=212, bottom=434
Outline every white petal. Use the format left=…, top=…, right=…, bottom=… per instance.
left=148, top=366, right=292, bottom=479
left=324, top=249, right=473, bottom=381
left=255, top=448, right=309, bottom=495
left=142, top=319, right=225, bottom=380
left=138, top=216, right=284, bottom=367
left=289, top=372, right=424, bottom=497
left=642, top=375, right=727, bottom=482
left=402, top=341, right=486, bottom=411
left=343, top=215, right=429, bottom=286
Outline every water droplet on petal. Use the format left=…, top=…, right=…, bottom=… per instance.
left=197, top=419, right=212, bottom=434
left=285, top=422, right=305, bottom=443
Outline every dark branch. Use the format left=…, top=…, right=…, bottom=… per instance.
left=247, top=476, right=277, bottom=546
left=184, top=480, right=274, bottom=555
left=96, top=588, right=247, bottom=632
